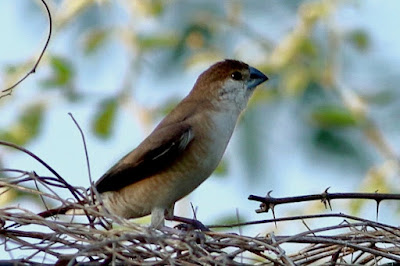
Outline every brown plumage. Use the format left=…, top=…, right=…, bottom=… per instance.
left=41, top=60, right=268, bottom=229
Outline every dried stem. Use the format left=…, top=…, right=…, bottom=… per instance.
left=1, top=0, right=52, bottom=98
left=1, top=142, right=400, bottom=264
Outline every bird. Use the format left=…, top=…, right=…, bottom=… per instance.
left=40, top=59, right=268, bottom=229
left=94, top=59, right=268, bottom=229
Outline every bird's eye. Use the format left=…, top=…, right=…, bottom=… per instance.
left=231, top=71, right=242, bottom=80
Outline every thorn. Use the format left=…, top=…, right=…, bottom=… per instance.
left=321, top=187, right=332, bottom=211
left=255, top=191, right=274, bottom=213
left=271, top=205, right=277, bottom=228
left=327, top=198, right=332, bottom=211
left=265, top=190, right=277, bottom=217
left=376, top=200, right=380, bottom=221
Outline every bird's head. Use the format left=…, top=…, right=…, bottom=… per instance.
left=189, top=59, right=268, bottom=112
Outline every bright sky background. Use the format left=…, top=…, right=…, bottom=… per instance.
left=1, top=0, right=400, bottom=260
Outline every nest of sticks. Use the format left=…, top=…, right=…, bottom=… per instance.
left=1, top=169, right=400, bottom=265
left=0, top=140, right=399, bottom=265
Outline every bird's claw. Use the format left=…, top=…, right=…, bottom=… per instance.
left=174, top=220, right=209, bottom=231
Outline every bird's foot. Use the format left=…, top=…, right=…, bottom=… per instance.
left=160, top=225, right=206, bottom=244
left=167, top=215, right=210, bottom=231
left=159, top=226, right=185, bottom=235
left=174, top=221, right=209, bottom=231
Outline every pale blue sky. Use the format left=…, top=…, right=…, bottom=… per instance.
left=1, top=0, right=400, bottom=260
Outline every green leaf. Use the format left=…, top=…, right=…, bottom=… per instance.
left=92, top=99, right=118, bottom=139
left=312, top=129, right=356, bottom=155
left=148, top=0, right=164, bottom=16
left=299, top=38, right=317, bottom=57
left=42, top=56, right=73, bottom=87
left=0, top=103, right=45, bottom=145
left=136, top=0, right=165, bottom=16
left=83, top=29, right=109, bottom=54
left=21, top=104, right=44, bottom=136
left=137, top=35, right=178, bottom=51
left=347, top=30, right=370, bottom=51
left=311, top=105, right=358, bottom=128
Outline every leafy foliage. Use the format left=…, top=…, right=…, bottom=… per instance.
left=0, top=103, right=45, bottom=146
left=42, top=56, right=73, bottom=88
left=311, top=105, right=358, bottom=128
left=92, top=98, right=118, bottom=139
left=0, top=0, right=399, bottom=225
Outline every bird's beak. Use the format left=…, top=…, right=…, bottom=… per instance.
left=247, top=66, right=268, bottom=90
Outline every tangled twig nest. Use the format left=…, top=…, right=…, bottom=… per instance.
left=1, top=167, right=400, bottom=265
left=0, top=141, right=398, bottom=265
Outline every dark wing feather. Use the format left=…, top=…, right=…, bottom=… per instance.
left=95, top=123, right=193, bottom=193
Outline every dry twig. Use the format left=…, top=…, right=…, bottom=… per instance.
left=1, top=0, right=52, bottom=99
left=1, top=160, right=400, bottom=264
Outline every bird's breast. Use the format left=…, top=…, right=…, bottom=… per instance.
left=143, top=109, right=239, bottom=206
left=101, top=109, right=240, bottom=219
left=193, top=109, right=239, bottom=172
left=169, top=109, right=239, bottom=191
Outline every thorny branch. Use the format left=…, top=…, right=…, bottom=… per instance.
left=248, top=188, right=400, bottom=219
left=0, top=1, right=399, bottom=264
left=1, top=142, right=400, bottom=264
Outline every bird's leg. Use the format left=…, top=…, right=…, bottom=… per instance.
left=150, top=207, right=166, bottom=229
left=164, top=205, right=209, bottom=231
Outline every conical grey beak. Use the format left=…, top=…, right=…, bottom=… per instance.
left=247, top=66, right=268, bottom=90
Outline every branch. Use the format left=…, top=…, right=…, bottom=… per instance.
left=1, top=0, right=52, bottom=98
left=248, top=188, right=400, bottom=218
left=208, top=212, right=399, bottom=231
left=0, top=141, right=84, bottom=203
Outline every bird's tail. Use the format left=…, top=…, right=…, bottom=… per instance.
left=38, top=200, right=96, bottom=218
left=38, top=205, right=75, bottom=218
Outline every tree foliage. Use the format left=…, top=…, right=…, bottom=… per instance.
left=1, top=0, right=399, bottom=234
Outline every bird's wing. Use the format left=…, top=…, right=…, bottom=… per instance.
left=95, top=123, right=193, bottom=193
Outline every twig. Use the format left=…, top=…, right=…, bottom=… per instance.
left=248, top=189, right=400, bottom=215
left=68, top=113, right=92, bottom=186
left=269, top=232, right=296, bottom=266
left=0, top=140, right=83, bottom=202
left=1, top=0, right=52, bottom=98
left=68, top=112, right=99, bottom=226
left=1, top=146, right=400, bottom=264
left=208, top=212, right=400, bottom=231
